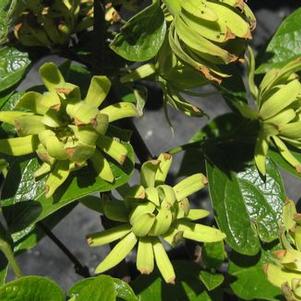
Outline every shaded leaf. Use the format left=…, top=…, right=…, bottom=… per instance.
left=228, top=248, right=283, bottom=300
left=132, top=261, right=222, bottom=301
left=110, top=1, right=166, bottom=62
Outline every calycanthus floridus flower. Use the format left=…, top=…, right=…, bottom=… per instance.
left=264, top=200, right=301, bottom=300
left=14, top=0, right=93, bottom=48
left=0, top=62, right=138, bottom=197
left=165, top=0, right=256, bottom=83
left=241, top=50, right=301, bottom=176
left=87, top=153, right=226, bottom=283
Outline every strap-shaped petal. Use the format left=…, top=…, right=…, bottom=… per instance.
left=39, top=62, right=65, bottom=92
left=186, top=209, right=210, bottom=221
left=67, top=102, right=99, bottom=125
left=65, top=142, right=95, bottom=163
left=0, top=111, right=33, bottom=125
left=137, top=238, right=154, bottom=274
left=140, top=160, right=160, bottom=188
left=155, top=153, right=172, bottom=185
left=85, top=75, right=111, bottom=107
left=96, top=135, right=128, bottom=165
left=95, top=231, right=137, bottom=273
left=15, top=115, right=46, bottom=136
left=87, top=224, right=131, bottom=247
left=34, top=162, right=51, bottom=179
left=173, top=173, right=207, bottom=201
left=16, top=92, right=49, bottom=114
left=279, top=122, right=301, bottom=139
left=0, top=135, right=38, bottom=156
left=149, top=208, right=172, bottom=236
left=90, top=149, right=114, bottom=183
left=153, top=239, right=175, bottom=284
left=272, top=136, right=301, bottom=172
left=93, top=113, right=109, bottom=135
left=45, top=160, right=70, bottom=198
left=254, top=133, right=269, bottom=176
left=69, top=124, right=98, bottom=146
left=259, top=79, right=301, bottom=119
left=179, top=221, right=226, bottom=242
left=99, top=102, right=138, bottom=122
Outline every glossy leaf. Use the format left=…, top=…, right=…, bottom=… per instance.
left=206, top=159, right=285, bottom=255
left=132, top=261, right=222, bottom=301
left=0, top=47, right=31, bottom=92
left=228, top=249, right=282, bottom=300
left=257, top=7, right=301, bottom=73
left=69, top=275, right=138, bottom=301
left=199, top=271, right=224, bottom=292
left=1, top=142, right=134, bottom=245
left=0, top=276, right=65, bottom=301
left=110, top=1, right=166, bottom=62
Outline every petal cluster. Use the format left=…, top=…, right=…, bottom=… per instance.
left=264, top=200, right=301, bottom=300
left=0, top=62, right=138, bottom=197
left=253, top=58, right=301, bottom=175
left=166, top=0, right=256, bottom=83
left=87, top=153, right=226, bottom=283
left=14, top=0, right=93, bottom=48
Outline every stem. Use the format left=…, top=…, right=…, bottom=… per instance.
left=0, top=240, right=23, bottom=278
left=38, top=222, right=90, bottom=278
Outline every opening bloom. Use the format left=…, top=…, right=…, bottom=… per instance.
left=0, top=62, right=138, bottom=197
left=87, top=153, right=226, bottom=283
left=264, top=199, right=301, bottom=300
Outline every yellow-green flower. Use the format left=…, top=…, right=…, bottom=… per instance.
left=0, top=62, right=138, bottom=197
left=87, top=153, right=226, bottom=283
left=165, top=0, right=256, bottom=83
left=246, top=56, right=301, bottom=176
left=264, top=200, right=301, bottom=300
left=14, top=0, right=93, bottom=48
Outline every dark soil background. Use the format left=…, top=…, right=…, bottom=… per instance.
left=10, top=1, right=301, bottom=292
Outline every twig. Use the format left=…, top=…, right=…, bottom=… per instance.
left=38, top=222, right=90, bottom=278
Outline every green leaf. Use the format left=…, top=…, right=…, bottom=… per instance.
left=199, top=271, right=224, bottom=292
left=0, top=276, right=65, bottom=301
left=69, top=275, right=138, bottom=301
left=112, top=278, right=138, bottom=301
left=1, top=143, right=134, bottom=245
left=202, top=241, right=225, bottom=269
left=257, top=7, right=301, bottom=73
left=228, top=248, right=282, bottom=300
left=206, top=158, right=285, bottom=255
left=110, top=1, right=166, bottom=62
left=132, top=261, right=222, bottom=301
left=0, top=47, right=31, bottom=92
